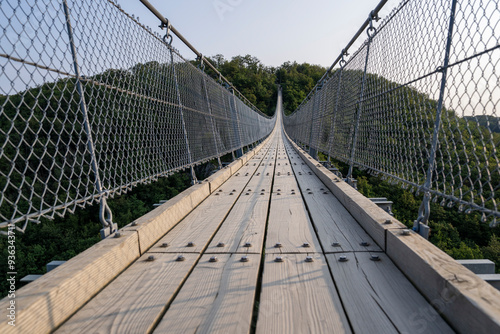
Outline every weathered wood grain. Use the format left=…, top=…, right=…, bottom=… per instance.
left=386, top=229, right=500, bottom=334
left=272, top=175, right=300, bottom=195
left=256, top=254, right=352, bottom=334
left=291, top=164, right=380, bottom=253
left=325, top=253, right=453, bottom=333
left=207, top=194, right=270, bottom=254
left=285, top=134, right=406, bottom=250
left=153, top=254, right=260, bottom=334
left=266, top=191, right=322, bottom=254
left=148, top=191, right=242, bottom=253
left=55, top=253, right=198, bottom=334
left=0, top=230, right=140, bottom=334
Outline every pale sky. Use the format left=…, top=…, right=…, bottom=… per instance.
left=117, top=0, right=401, bottom=68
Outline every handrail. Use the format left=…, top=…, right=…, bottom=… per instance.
left=294, top=0, right=388, bottom=111
left=138, top=0, right=267, bottom=117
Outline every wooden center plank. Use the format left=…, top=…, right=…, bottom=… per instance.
left=206, top=194, right=270, bottom=254
left=265, top=190, right=322, bottom=254
left=256, top=254, right=352, bottom=334
left=152, top=254, right=260, bottom=334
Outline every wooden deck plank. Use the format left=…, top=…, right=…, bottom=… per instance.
left=265, top=192, right=322, bottom=254
left=55, top=253, right=198, bottom=334
left=272, top=175, right=299, bottom=195
left=325, top=253, right=454, bottom=334
left=207, top=194, right=270, bottom=254
left=148, top=192, right=242, bottom=253
left=148, top=150, right=272, bottom=254
left=256, top=254, right=352, bottom=334
left=153, top=254, right=260, bottom=334
left=290, top=162, right=381, bottom=253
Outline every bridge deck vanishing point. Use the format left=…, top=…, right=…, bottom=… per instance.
left=3, top=92, right=500, bottom=334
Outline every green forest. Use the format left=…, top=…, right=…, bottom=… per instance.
left=1, top=54, right=499, bottom=298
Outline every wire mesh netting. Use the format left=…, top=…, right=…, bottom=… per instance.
left=284, top=0, right=500, bottom=226
left=0, top=0, right=275, bottom=233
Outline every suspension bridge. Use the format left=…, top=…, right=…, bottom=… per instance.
left=1, top=0, right=500, bottom=333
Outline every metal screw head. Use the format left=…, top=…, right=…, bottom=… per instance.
left=384, top=219, right=392, bottom=225
left=308, top=192, right=313, bottom=194
left=240, top=256, right=249, bottom=262
left=291, top=192, right=296, bottom=195
left=274, top=242, right=283, bottom=248
left=261, top=189, right=265, bottom=192
left=402, top=229, right=411, bottom=236
left=244, top=242, right=252, bottom=247
left=323, top=191, right=328, bottom=194
left=187, top=242, right=195, bottom=247
left=277, top=193, right=281, bottom=195
left=261, top=193, right=265, bottom=195
left=209, top=256, right=218, bottom=262
left=217, top=242, right=225, bottom=247
left=218, top=189, right=223, bottom=192
left=114, top=232, right=121, bottom=238
left=305, top=256, right=314, bottom=262
left=275, top=256, right=284, bottom=262
left=302, top=242, right=310, bottom=248
left=370, top=255, right=381, bottom=261
left=229, top=193, right=234, bottom=195
left=360, top=241, right=370, bottom=247
left=160, top=242, right=169, bottom=248
left=146, top=255, right=155, bottom=262
left=339, top=255, right=348, bottom=262
left=245, top=193, right=250, bottom=195
left=277, top=189, right=281, bottom=192
left=176, top=255, right=185, bottom=262
left=215, top=193, right=220, bottom=196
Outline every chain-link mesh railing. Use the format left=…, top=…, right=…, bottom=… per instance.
left=0, top=0, right=275, bottom=234
left=284, top=0, right=499, bottom=228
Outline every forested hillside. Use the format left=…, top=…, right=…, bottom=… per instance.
left=202, top=54, right=326, bottom=116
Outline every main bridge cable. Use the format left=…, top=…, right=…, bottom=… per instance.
left=138, top=0, right=269, bottom=119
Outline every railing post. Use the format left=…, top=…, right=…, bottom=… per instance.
left=327, top=52, right=347, bottom=166
left=63, top=0, right=116, bottom=238
left=200, top=64, right=222, bottom=169
left=415, top=0, right=458, bottom=237
left=169, top=50, right=198, bottom=185
left=308, top=87, right=320, bottom=159
left=231, top=89, right=243, bottom=158
left=346, top=12, right=378, bottom=185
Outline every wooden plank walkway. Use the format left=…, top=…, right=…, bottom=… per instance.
left=55, top=99, right=455, bottom=333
